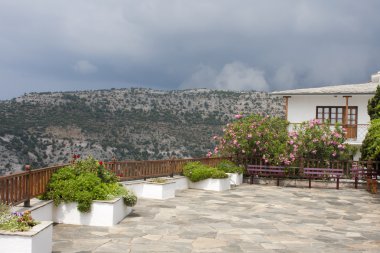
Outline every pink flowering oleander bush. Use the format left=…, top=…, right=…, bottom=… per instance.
left=212, top=114, right=289, bottom=165
left=210, top=115, right=355, bottom=166
left=282, top=119, right=354, bottom=164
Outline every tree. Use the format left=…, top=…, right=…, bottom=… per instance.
left=361, top=119, right=380, bottom=161
left=368, top=85, right=380, bottom=120
left=361, top=85, right=380, bottom=160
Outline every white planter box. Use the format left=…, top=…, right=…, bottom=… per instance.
left=0, top=221, right=53, bottom=253
left=188, top=178, right=231, bottom=191
left=143, top=181, right=176, bottom=199
left=168, top=176, right=189, bottom=191
left=227, top=173, right=243, bottom=185
left=53, top=197, right=132, bottom=226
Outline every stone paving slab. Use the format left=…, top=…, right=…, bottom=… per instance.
left=53, top=184, right=380, bottom=252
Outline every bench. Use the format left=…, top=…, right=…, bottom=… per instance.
left=351, top=163, right=365, bottom=189
left=247, top=165, right=287, bottom=186
left=303, top=167, right=343, bottom=189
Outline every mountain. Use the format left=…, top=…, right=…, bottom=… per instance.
left=0, top=88, right=284, bottom=175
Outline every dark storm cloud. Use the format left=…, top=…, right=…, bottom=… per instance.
left=1, top=0, right=380, bottom=99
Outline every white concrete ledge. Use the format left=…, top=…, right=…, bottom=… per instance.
left=0, top=221, right=53, bottom=253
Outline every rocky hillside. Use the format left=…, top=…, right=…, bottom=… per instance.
left=0, top=88, right=283, bottom=175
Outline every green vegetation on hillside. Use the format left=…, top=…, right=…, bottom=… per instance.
left=0, top=88, right=283, bottom=172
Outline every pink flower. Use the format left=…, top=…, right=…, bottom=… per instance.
left=256, top=141, right=260, bottom=145
left=332, top=152, right=337, bottom=157
left=234, top=114, right=243, bottom=119
left=247, top=134, right=252, bottom=139
left=311, top=150, right=317, bottom=154
left=213, top=135, right=218, bottom=140
left=206, top=151, right=212, bottom=158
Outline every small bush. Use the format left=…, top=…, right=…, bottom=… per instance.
left=216, top=160, right=244, bottom=174
left=183, top=162, right=228, bottom=182
left=41, top=157, right=137, bottom=212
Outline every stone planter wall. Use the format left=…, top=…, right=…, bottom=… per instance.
left=188, top=178, right=231, bottom=191
left=0, top=221, right=53, bottom=253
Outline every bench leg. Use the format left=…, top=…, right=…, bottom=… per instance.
left=354, top=177, right=358, bottom=189
left=277, top=178, right=279, bottom=187
left=250, top=175, right=253, bottom=184
left=308, top=178, right=311, bottom=188
left=336, top=177, right=340, bottom=190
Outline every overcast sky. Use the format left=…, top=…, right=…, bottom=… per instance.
left=1, top=0, right=380, bottom=100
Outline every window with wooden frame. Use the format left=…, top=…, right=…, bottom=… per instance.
left=316, top=106, right=357, bottom=125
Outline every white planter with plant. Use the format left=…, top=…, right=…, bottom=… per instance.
left=188, top=178, right=231, bottom=191
left=142, top=178, right=176, bottom=199
left=53, top=197, right=132, bottom=226
left=123, top=178, right=177, bottom=199
left=40, top=157, right=137, bottom=226
left=183, top=161, right=231, bottom=191
left=226, top=173, right=243, bottom=185
left=0, top=204, right=52, bottom=253
left=216, top=160, right=245, bottom=186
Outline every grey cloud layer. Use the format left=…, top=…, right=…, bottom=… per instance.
left=0, top=0, right=380, bottom=99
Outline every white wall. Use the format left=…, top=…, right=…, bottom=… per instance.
left=287, top=94, right=372, bottom=124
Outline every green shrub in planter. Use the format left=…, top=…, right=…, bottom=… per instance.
left=183, top=162, right=228, bottom=182
left=216, top=160, right=245, bottom=174
left=41, top=157, right=137, bottom=213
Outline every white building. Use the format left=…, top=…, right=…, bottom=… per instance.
left=272, top=71, right=380, bottom=160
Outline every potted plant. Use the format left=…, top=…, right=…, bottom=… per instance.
left=40, top=157, right=137, bottom=226
left=216, top=160, right=244, bottom=185
left=142, top=178, right=176, bottom=199
left=183, top=162, right=230, bottom=191
left=0, top=203, right=53, bottom=253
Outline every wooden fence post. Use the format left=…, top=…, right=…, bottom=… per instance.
left=24, top=165, right=31, bottom=207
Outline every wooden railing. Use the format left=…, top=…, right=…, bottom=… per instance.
left=0, top=157, right=229, bottom=206
left=104, top=157, right=228, bottom=181
left=0, top=164, right=68, bottom=206
left=2, top=156, right=375, bottom=206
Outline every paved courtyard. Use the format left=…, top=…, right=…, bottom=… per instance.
left=53, top=184, right=380, bottom=253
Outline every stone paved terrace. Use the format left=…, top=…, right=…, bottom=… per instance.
left=52, top=184, right=380, bottom=253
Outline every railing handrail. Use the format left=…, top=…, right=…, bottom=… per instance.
left=0, top=157, right=230, bottom=206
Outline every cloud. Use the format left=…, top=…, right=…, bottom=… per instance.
left=0, top=1, right=380, bottom=99
left=73, top=60, right=98, bottom=74
left=181, top=62, right=268, bottom=91
left=272, top=65, right=297, bottom=90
